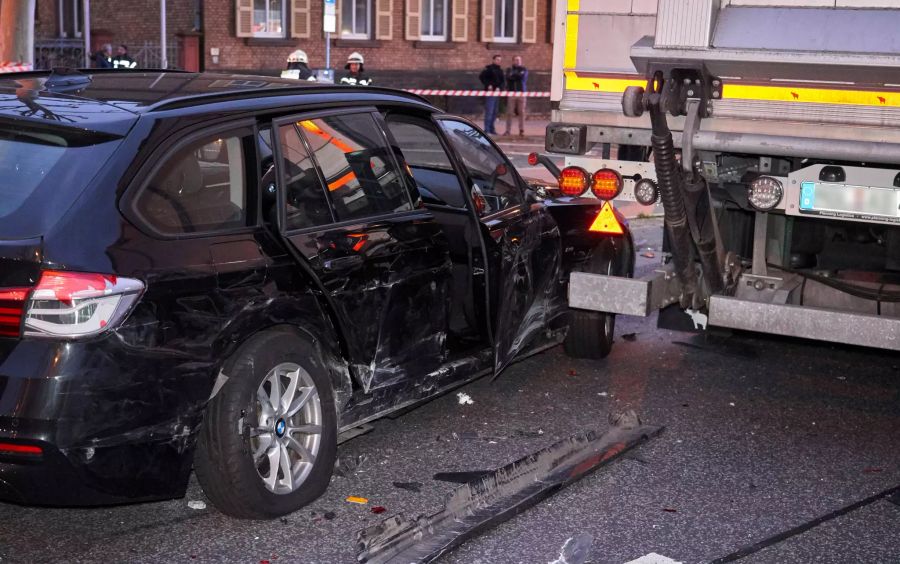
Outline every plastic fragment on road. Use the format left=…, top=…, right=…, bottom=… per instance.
left=456, top=392, right=474, bottom=405
left=393, top=481, right=423, bottom=493
left=187, top=500, right=207, bottom=510
left=548, top=533, right=593, bottom=564
left=625, top=554, right=683, bottom=564
left=371, top=506, right=387, bottom=514
left=347, top=496, right=369, bottom=504
left=356, top=410, right=663, bottom=563
left=335, top=454, right=369, bottom=477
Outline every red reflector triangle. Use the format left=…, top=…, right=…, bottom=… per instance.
left=589, top=202, right=624, bottom=235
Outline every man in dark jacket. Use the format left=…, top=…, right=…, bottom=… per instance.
left=111, top=45, right=137, bottom=69
left=340, top=52, right=372, bottom=86
left=503, top=55, right=529, bottom=136
left=478, top=55, right=504, bottom=135
left=93, top=44, right=113, bottom=69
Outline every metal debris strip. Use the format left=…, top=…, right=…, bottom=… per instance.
left=355, top=412, right=663, bottom=564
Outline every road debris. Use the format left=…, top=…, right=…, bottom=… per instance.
left=338, top=424, right=375, bottom=444
left=335, top=454, right=369, bottom=477
left=346, top=496, right=369, bottom=504
left=393, top=482, right=423, bottom=493
left=371, top=506, right=387, bottom=514
left=187, top=500, right=207, bottom=510
left=356, top=411, right=662, bottom=563
left=625, top=553, right=683, bottom=564
left=432, top=471, right=493, bottom=483
left=548, top=533, right=593, bottom=564
left=641, top=251, right=656, bottom=259
left=456, top=392, right=474, bottom=405
left=324, top=511, right=336, bottom=520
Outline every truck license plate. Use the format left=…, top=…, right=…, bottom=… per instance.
left=799, top=181, right=900, bottom=224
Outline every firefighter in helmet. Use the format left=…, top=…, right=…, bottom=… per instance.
left=281, top=49, right=316, bottom=81
left=339, top=52, right=372, bottom=86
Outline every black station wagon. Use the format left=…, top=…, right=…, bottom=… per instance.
left=0, top=70, right=633, bottom=518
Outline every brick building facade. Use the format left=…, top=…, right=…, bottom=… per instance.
left=34, top=0, right=553, bottom=112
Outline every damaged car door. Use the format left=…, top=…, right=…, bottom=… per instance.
left=436, top=118, right=562, bottom=372
left=271, top=110, right=453, bottom=392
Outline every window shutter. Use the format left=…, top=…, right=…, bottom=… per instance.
left=334, top=0, right=341, bottom=36
left=376, top=0, right=393, bottom=40
left=291, top=0, right=311, bottom=38
left=521, top=0, right=536, bottom=43
left=480, top=0, right=494, bottom=43
left=451, top=0, right=468, bottom=42
left=405, top=0, right=421, bottom=40
left=236, top=0, right=253, bottom=37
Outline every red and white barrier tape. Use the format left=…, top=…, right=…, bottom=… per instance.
left=0, top=62, right=33, bottom=73
left=404, top=89, right=550, bottom=97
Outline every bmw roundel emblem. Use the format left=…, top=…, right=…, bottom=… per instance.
left=275, top=419, right=286, bottom=437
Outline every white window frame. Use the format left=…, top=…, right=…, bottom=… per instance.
left=252, top=0, right=287, bottom=38
left=420, top=0, right=449, bottom=42
left=341, top=0, right=372, bottom=39
left=58, top=0, right=83, bottom=39
left=493, top=0, right=518, bottom=43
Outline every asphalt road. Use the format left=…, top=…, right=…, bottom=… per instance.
left=1, top=223, right=899, bottom=563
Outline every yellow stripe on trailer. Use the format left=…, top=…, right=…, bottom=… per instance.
left=564, top=72, right=900, bottom=108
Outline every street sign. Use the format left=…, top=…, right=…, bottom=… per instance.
left=324, top=0, right=336, bottom=33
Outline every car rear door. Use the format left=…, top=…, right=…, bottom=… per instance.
left=434, top=117, right=562, bottom=373
left=270, top=109, right=453, bottom=392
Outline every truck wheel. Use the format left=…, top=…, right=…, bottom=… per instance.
left=564, top=244, right=616, bottom=359
left=194, top=330, right=337, bottom=519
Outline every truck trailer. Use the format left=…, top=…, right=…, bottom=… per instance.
left=549, top=0, right=900, bottom=351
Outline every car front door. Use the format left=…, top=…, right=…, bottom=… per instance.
left=435, top=117, right=562, bottom=372
left=270, top=109, right=453, bottom=392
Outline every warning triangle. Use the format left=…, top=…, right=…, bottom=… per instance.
left=589, top=202, right=624, bottom=235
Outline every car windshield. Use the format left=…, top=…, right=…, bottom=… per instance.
left=0, top=123, right=122, bottom=237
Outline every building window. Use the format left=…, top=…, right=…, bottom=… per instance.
left=341, top=0, right=371, bottom=39
left=58, top=0, right=84, bottom=39
left=421, top=0, right=448, bottom=41
left=493, top=0, right=517, bottom=42
left=252, top=0, right=286, bottom=38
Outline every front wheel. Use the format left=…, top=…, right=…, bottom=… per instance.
left=564, top=243, right=617, bottom=359
left=194, top=329, right=337, bottom=519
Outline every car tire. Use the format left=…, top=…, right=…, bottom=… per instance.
left=564, top=244, right=616, bottom=360
left=194, top=329, right=337, bottom=519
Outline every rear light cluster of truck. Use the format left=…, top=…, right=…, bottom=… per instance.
left=557, top=166, right=624, bottom=200
left=0, top=271, right=144, bottom=339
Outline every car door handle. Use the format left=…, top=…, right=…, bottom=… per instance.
left=323, top=255, right=364, bottom=271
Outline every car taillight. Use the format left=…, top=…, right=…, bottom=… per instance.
left=0, top=287, right=30, bottom=337
left=589, top=202, right=625, bottom=235
left=0, top=442, right=42, bottom=456
left=23, top=270, right=144, bottom=339
left=558, top=166, right=590, bottom=197
left=591, top=169, right=623, bottom=200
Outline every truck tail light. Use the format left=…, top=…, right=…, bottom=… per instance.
left=558, top=166, right=590, bottom=197
left=591, top=169, right=623, bottom=200
left=23, top=270, right=144, bottom=339
left=589, top=202, right=625, bottom=235
left=527, top=152, right=539, bottom=166
left=0, top=287, right=30, bottom=337
left=0, top=442, right=42, bottom=456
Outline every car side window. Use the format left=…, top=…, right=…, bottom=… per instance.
left=277, top=123, right=334, bottom=230
left=296, top=113, right=412, bottom=222
left=135, top=133, right=248, bottom=234
left=383, top=114, right=466, bottom=209
left=437, top=119, right=523, bottom=214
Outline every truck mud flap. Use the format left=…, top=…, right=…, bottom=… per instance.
left=568, top=269, right=681, bottom=317
left=355, top=412, right=663, bottom=564
left=708, top=296, right=900, bottom=351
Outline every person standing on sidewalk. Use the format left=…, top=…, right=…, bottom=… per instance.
left=340, top=52, right=373, bottom=86
left=478, top=55, right=504, bottom=135
left=111, top=45, right=137, bottom=69
left=504, top=55, right=529, bottom=137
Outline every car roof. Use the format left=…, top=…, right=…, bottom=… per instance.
left=0, top=70, right=433, bottom=136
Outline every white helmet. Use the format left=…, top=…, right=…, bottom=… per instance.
left=346, top=52, right=364, bottom=65
left=287, top=49, right=309, bottom=64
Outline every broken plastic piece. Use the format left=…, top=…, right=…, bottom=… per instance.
left=347, top=496, right=369, bottom=504
left=549, top=533, right=593, bottom=564
left=356, top=411, right=662, bottom=563
left=335, top=454, right=369, bottom=477
left=393, top=482, right=423, bottom=493
left=372, top=506, right=387, bottom=514
left=456, top=392, right=474, bottom=405
left=187, top=500, right=207, bottom=510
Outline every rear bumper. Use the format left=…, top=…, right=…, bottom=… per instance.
left=0, top=336, right=211, bottom=506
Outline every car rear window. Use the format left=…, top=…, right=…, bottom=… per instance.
left=0, top=123, right=121, bottom=237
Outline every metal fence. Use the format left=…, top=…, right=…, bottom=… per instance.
left=33, top=38, right=180, bottom=70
